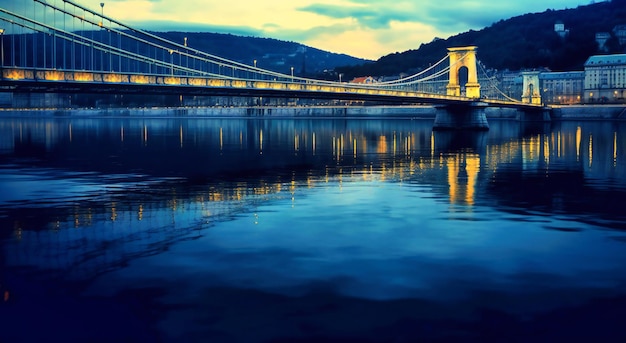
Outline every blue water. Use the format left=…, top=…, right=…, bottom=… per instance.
left=1, top=116, right=626, bottom=342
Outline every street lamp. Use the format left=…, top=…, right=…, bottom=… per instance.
left=100, top=3, right=105, bottom=71
left=169, top=49, right=174, bottom=75
left=183, top=37, right=188, bottom=72
left=291, top=66, right=294, bottom=80
left=0, top=29, right=4, bottom=67
left=253, top=59, right=257, bottom=68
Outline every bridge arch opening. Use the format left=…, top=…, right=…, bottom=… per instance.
left=457, top=66, right=469, bottom=96
left=446, top=46, right=480, bottom=99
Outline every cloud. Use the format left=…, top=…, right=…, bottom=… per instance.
left=298, top=3, right=415, bottom=30
left=298, top=1, right=421, bottom=29
left=127, top=20, right=263, bottom=37
left=298, top=0, right=584, bottom=37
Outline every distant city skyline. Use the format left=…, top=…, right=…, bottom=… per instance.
left=2, top=0, right=589, bottom=60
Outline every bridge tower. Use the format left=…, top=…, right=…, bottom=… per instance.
left=446, top=46, right=480, bottom=99
left=521, top=71, right=542, bottom=105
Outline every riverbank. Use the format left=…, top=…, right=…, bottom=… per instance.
left=0, top=104, right=625, bottom=120
left=0, top=106, right=438, bottom=118
left=550, top=104, right=626, bottom=120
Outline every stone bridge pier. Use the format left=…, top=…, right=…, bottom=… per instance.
left=433, top=102, right=490, bottom=131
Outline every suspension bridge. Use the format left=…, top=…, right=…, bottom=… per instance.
left=0, top=0, right=548, bottom=129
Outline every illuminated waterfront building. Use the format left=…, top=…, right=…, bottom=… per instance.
left=540, top=71, right=584, bottom=105
left=584, top=53, right=626, bottom=103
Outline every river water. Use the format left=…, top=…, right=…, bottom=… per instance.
left=1, top=115, right=626, bottom=342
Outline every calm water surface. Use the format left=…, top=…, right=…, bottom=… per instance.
left=1, top=115, right=626, bottom=342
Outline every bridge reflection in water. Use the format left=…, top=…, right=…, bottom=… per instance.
left=1, top=116, right=626, bottom=341
left=1, top=117, right=624, bottom=273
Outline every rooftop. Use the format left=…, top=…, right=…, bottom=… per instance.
left=540, top=71, right=585, bottom=80
left=584, top=54, right=626, bottom=66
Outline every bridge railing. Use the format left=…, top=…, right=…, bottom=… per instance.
left=1, top=65, right=484, bottom=104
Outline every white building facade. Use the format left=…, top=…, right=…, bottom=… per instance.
left=584, top=54, right=626, bottom=103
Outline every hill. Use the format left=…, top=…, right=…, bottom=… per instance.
left=335, top=0, right=626, bottom=79
left=154, top=31, right=370, bottom=77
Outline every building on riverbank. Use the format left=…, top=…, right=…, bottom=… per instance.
left=540, top=71, right=584, bottom=105
left=583, top=53, right=626, bottom=103
left=502, top=53, right=626, bottom=105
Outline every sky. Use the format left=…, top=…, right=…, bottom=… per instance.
left=6, top=0, right=590, bottom=60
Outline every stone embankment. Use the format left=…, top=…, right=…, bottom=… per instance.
left=0, top=106, right=438, bottom=118
left=550, top=105, right=626, bottom=120
left=2, top=104, right=626, bottom=120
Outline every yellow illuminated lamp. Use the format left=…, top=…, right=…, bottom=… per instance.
left=4, top=69, right=25, bottom=80
left=164, top=77, right=181, bottom=85
left=188, top=78, right=206, bottom=86
left=74, top=72, right=94, bottom=82
left=103, top=73, right=123, bottom=83
left=130, top=75, right=149, bottom=84
left=45, top=71, right=64, bottom=81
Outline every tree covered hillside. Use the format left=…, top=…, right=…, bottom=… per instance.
left=154, top=32, right=368, bottom=76
left=336, top=0, right=626, bottom=79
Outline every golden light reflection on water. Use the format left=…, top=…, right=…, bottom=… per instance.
left=615, top=132, right=618, bottom=167
left=295, top=133, right=300, bottom=153
left=259, top=129, right=263, bottom=154
left=377, top=135, right=388, bottom=154
left=446, top=153, right=480, bottom=206
left=180, top=126, right=184, bottom=148
left=576, top=126, right=582, bottom=161
left=4, top=119, right=625, bottom=254
left=466, top=154, right=479, bottom=205
left=45, top=148, right=493, bottom=234
left=111, top=202, right=117, bottom=221
left=589, top=134, right=594, bottom=168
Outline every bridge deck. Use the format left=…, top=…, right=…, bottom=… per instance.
left=0, top=67, right=542, bottom=110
